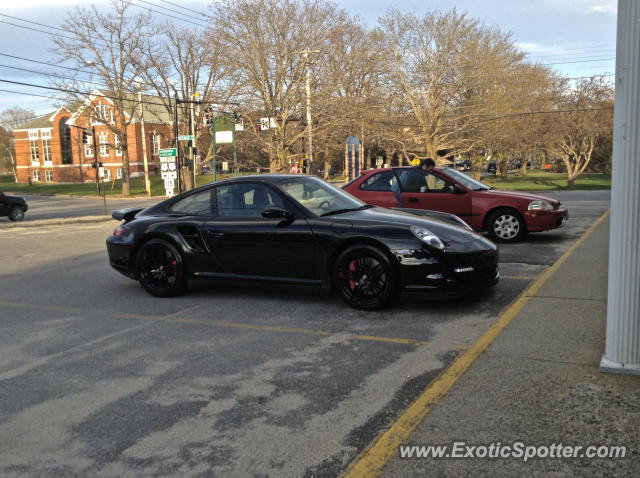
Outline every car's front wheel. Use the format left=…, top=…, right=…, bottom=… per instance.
left=135, top=239, right=187, bottom=297
left=8, top=206, right=24, bottom=222
left=486, top=209, right=526, bottom=243
left=333, top=245, right=399, bottom=310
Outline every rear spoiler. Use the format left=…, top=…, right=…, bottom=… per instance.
left=112, top=207, right=144, bottom=222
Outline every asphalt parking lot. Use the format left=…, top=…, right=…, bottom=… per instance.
left=0, top=194, right=160, bottom=222
left=0, top=190, right=610, bottom=477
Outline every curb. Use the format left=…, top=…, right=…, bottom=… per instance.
left=0, top=215, right=113, bottom=228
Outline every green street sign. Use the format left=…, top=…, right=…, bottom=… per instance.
left=178, top=135, right=194, bottom=141
left=159, top=148, right=177, bottom=157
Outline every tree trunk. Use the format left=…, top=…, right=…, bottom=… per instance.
left=520, top=154, right=528, bottom=176
left=567, top=177, right=575, bottom=189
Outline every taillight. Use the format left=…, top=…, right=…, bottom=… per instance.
left=113, top=224, right=127, bottom=237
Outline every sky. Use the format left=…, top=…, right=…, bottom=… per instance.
left=0, top=0, right=618, bottom=121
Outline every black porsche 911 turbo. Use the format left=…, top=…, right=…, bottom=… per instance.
left=107, top=175, right=499, bottom=310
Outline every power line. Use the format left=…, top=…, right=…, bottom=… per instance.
left=123, top=0, right=208, bottom=27
left=0, top=17, right=110, bottom=49
left=155, top=0, right=212, bottom=18
left=0, top=52, right=159, bottom=92
left=539, top=57, right=616, bottom=66
left=0, top=52, right=95, bottom=75
left=0, top=79, right=172, bottom=108
left=135, top=0, right=209, bottom=22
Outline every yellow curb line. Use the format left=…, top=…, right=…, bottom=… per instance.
left=340, top=209, right=611, bottom=478
left=0, top=300, right=425, bottom=347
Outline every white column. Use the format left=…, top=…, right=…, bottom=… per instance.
left=601, top=0, right=640, bottom=375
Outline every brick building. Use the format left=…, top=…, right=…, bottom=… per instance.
left=12, top=91, right=174, bottom=183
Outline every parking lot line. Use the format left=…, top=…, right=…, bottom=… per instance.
left=0, top=300, right=425, bottom=347
left=500, top=275, right=537, bottom=280
left=339, top=208, right=611, bottom=478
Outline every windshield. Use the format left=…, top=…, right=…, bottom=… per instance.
left=278, top=176, right=366, bottom=216
left=441, top=168, right=492, bottom=191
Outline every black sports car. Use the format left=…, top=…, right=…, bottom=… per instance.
left=0, top=192, right=28, bottom=221
left=107, top=175, right=498, bottom=309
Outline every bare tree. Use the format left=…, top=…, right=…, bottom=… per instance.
left=378, top=9, right=526, bottom=164
left=0, top=106, right=36, bottom=182
left=141, top=24, right=239, bottom=178
left=52, top=0, right=154, bottom=196
left=546, top=77, right=614, bottom=187
left=210, top=0, right=349, bottom=172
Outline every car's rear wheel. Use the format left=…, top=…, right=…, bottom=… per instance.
left=333, top=245, right=398, bottom=310
left=135, top=239, right=187, bottom=297
left=486, top=209, right=526, bottom=243
left=8, top=206, right=24, bottom=222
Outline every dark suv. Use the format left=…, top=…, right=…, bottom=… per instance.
left=0, top=192, right=28, bottom=221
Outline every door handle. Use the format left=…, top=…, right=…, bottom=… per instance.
left=408, top=197, right=419, bottom=203
left=205, top=231, right=224, bottom=238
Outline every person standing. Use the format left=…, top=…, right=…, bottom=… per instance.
left=392, top=158, right=436, bottom=207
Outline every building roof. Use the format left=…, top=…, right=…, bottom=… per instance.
left=14, top=113, right=54, bottom=130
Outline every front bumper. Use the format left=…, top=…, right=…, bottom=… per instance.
left=524, top=208, right=568, bottom=232
left=395, top=248, right=499, bottom=296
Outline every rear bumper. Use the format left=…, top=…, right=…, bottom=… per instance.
left=524, top=208, right=568, bottom=232
left=106, top=237, right=135, bottom=279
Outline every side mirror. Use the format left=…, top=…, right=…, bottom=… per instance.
left=261, top=206, right=293, bottom=220
left=453, top=184, right=467, bottom=194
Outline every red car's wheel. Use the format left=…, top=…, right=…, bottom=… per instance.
left=486, top=208, right=526, bottom=243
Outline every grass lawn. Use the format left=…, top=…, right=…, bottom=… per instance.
left=481, top=171, right=611, bottom=191
left=1, top=170, right=611, bottom=196
left=0, top=172, right=251, bottom=197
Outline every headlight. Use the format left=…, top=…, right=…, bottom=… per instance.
left=528, top=200, right=554, bottom=211
left=410, top=225, right=445, bottom=250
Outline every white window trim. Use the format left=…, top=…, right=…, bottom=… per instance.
left=30, top=139, right=40, bottom=163
left=116, top=168, right=122, bottom=179
left=114, top=133, right=122, bottom=156
left=84, top=136, right=94, bottom=158
left=45, top=170, right=53, bottom=182
left=42, top=138, right=52, bottom=164
left=99, top=132, right=109, bottom=157
left=32, top=170, right=40, bottom=182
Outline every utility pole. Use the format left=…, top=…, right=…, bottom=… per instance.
left=295, top=49, right=320, bottom=174
left=191, top=92, right=198, bottom=188
left=138, top=90, right=151, bottom=196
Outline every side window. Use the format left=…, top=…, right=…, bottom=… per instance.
left=216, top=184, right=283, bottom=217
left=399, top=170, right=452, bottom=193
left=168, top=189, right=215, bottom=215
left=360, top=171, right=398, bottom=191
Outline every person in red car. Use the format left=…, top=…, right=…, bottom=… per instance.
left=345, top=166, right=569, bottom=243
left=392, top=158, right=436, bottom=207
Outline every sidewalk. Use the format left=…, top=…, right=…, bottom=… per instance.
left=379, top=215, right=639, bottom=477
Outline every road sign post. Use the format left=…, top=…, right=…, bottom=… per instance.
left=159, top=148, right=178, bottom=197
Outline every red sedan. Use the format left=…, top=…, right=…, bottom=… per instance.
left=343, top=167, right=568, bottom=243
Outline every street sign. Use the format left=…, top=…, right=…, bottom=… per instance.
left=159, top=148, right=177, bottom=157
left=215, top=130, right=233, bottom=144
left=178, top=135, right=194, bottom=141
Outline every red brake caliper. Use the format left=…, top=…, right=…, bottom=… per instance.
left=348, top=260, right=357, bottom=290
left=171, top=259, right=177, bottom=276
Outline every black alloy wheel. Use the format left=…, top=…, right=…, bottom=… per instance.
left=486, top=208, right=526, bottom=243
left=136, top=239, right=187, bottom=297
left=334, top=245, right=398, bottom=310
left=8, top=206, right=24, bottom=222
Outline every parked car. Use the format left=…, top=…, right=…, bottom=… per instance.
left=454, top=159, right=472, bottom=171
left=487, top=161, right=497, bottom=174
left=343, top=167, right=568, bottom=243
left=107, top=175, right=498, bottom=310
left=0, top=192, right=28, bottom=221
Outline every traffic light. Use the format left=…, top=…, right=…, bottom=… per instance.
left=82, top=130, right=88, bottom=144
left=64, top=126, right=71, bottom=141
